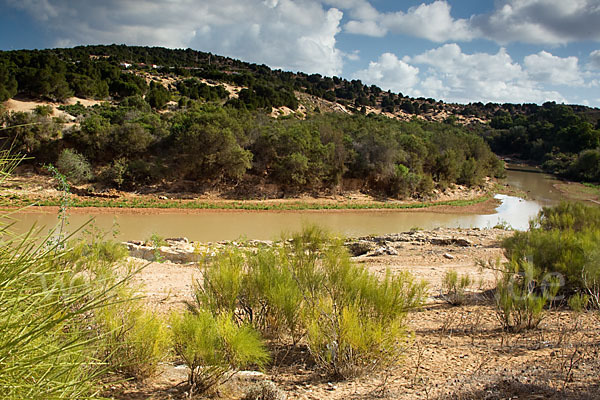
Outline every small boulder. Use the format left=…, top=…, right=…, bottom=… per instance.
left=346, top=240, right=376, bottom=256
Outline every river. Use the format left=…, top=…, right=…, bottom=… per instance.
left=5, top=168, right=566, bottom=242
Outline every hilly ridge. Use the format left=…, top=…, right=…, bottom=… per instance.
left=1, top=45, right=600, bottom=198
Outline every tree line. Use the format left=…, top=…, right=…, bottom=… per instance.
left=1, top=99, right=503, bottom=197
left=483, top=102, right=600, bottom=183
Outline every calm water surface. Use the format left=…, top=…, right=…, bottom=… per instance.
left=6, top=169, right=566, bottom=242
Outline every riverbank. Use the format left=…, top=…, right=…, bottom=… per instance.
left=115, top=228, right=600, bottom=400
left=1, top=170, right=500, bottom=212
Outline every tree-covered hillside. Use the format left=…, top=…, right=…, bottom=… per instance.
left=1, top=44, right=599, bottom=192
left=2, top=99, right=503, bottom=197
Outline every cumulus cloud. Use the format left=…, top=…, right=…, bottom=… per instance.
left=524, top=51, right=584, bottom=86
left=589, top=50, right=600, bottom=70
left=407, top=44, right=567, bottom=104
left=342, top=0, right=473, bottom=42
left=352, top=53, right=419, bottom=93
left=7, top=0, right=345, bottom=75
left=337, top=0, right=599, bottom=45
left=472, top=0, right=600, bottom=45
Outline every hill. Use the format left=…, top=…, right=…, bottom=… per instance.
left=1, top=45, right=599, bottom=196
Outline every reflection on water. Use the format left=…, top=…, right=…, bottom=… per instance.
left=503, top=167, right=565, bottom=205
left=5, top=169, right=566, bottom=242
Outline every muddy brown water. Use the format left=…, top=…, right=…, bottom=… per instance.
left=5, top=169, right=566, bottom=242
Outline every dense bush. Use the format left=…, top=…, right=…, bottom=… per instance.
left=189, top=226, right=427, bottom=379
left=56, top=148, right=94, bottom=184
left=170, top=310, right=270, bottom=396
left=1, top=45, right=506, bottom=196
left=495, top=202, right=600, bottom=327
left=484, top=103, right=600, bottom=183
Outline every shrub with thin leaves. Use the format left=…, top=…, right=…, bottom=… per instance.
left=170, top=310, right=270, bottom=396
left=442, top=270, right=473, bottom=305
left=303, top=239, right=426, bottom=378
left=190, top=246, right=305, bottom=342
left=96, top=288, right=170, bottom=380
left=0, top=148, right=137, bottom=398
left=494, top=259, right=560, bottom=332
left=189, top=225, right=427, bottom=379
left=56, top=148, right=94, bottom=184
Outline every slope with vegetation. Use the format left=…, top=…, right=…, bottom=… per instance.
left=0, top=45, right=508, bottom=201
left=1, top=44, right=599, bottom=199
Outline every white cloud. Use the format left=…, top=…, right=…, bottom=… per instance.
left=380, top=1, right=473, bottom=42
left=524, top=51, right=584, bottom=86
left=407, top=44, right=567, bottom=104
left=344, top=19, right=386, bottom=37
left=589, top=50, right=600, bottom=70
left=472, top=0, right=600, bottom=45
left=343, top=0, right=473, bottom=42
left=352, top=52, right=419, bottom=93
left=8, top=0, right=345, bottom=76
left=337, top=0, right=600, bottom=46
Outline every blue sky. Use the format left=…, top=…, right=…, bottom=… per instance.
left=1, top=0, right=600, bottom=107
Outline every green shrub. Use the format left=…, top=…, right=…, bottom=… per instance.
left=568, top=293, right=590, bottom=312
left=96, top=290, right=170, bottom=379
left=494, top=260, right=559, bottom=332
left=503, top=202, right=600, bottom=306
left=56, top=148, right=94, bottom=184
left=189, top=225, right=426, bottom=379
left=170, top=310, right=269, bottom=396
left=303, top=240, right=426, bottom=378
left=442, top=270, right=473, bottom=305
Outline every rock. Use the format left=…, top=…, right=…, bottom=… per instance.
left=443, top=253, right=455, bottom=259
left=431, top=237, right=453, bottom=246
left=242, top=380, right=286, bottom=400
left=236, top=370, right=266, bottom=381
left=165, top=237, right=189, bottom=244
left=454, top=238, right=473, bottom=247
left=386, top=246, right=399, bottom=256
left=124, top=241, right=199, bottom=263
left=369, top=246, right=398, bottom=257
left=346, top=240, right=376, bottom=256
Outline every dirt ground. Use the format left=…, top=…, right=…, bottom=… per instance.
left=115, top=228, right=600, bottom=400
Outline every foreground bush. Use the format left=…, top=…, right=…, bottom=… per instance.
left=170, top=311, right=270, bottom=396
left=493, top=202, right=600, bottom=330
left=96, top=288, right=170, bottom=379
left=0, top=215, right=134, bottom=398
left=442, top=269, right=473, bottom=306
left=190, top=226, right=427, bottom=379
left=0, top=149, right=142, bottom=398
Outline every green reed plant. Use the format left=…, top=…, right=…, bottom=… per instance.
left=170, top=310, right=269, bottom=396
left=189, top=225, right=427, bottom=379
left=0, top=147, right=138, bottom=398
left=442, top=269, right=473, bottom=306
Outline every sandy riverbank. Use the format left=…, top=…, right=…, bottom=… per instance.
left=113, top=228, right=600, bottom=400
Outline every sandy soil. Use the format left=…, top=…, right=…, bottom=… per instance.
left=113, top=228, right=600, bottom=400
left=3, top=96, right=104, bottom=120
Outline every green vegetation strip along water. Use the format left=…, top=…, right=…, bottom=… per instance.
left=0, top=192, right=493, bottom=211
